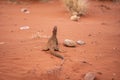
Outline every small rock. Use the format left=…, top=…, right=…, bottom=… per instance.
left=20, top=26, right=30, bottom=30
left=70, top=15, right=80, bottom=21
left=64, top=39, right=76, bottom=47
left=21, top=8, right=30, bottom=14
left=0, top=42, right=5, bottom=45
left=84, top=72, right=96, bottom=80
left=76, top=40, right=85, bottom=45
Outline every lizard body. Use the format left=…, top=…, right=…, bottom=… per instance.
left=42, top=26, right=64, bottom=59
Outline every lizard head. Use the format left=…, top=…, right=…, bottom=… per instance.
left=52, top=26, right=57, bottom=35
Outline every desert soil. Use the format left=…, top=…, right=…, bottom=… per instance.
left=0, top=0, right=120, bottom=80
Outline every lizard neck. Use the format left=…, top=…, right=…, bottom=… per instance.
left=52, top=32, right=57, bottom=38
left=51, top=26, right=57, bottom=38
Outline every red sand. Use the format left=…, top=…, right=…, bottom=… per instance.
left=0, top=0, right=120, bottom=80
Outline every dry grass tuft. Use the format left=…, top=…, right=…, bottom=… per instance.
left=31, top=31, right=50, bottom=39
left=97, top=0, right=120, bottom=2
left=9, top=0, right=49, bottom=3
left=63, top=0, right=88, bottom=16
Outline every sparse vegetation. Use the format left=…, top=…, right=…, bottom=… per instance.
left=97, top=0, right=120, bottom=1
left=63, top=0, right=88, bottom=16
left=9, top=0, right=50, bottom=2
left=96, top=0, right=120, bottom=3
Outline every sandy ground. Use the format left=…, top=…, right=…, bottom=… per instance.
left=0, top=0, right=120, bottom=80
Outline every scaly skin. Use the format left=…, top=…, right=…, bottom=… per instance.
left=42, top=26, right=64, bottom=59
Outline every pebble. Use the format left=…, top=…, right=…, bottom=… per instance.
left=20, top=26, right=30, bottom=30
left=64, top=39, right=76, bottom=47
left=76, top=40, right=85, bottom=45
left=84, top=72, right=96, bottom=80
left=21, top=8, right=30, bottom=14
left=70, top=15, right=80, bottom=21
left=0, top=42, right=5, bottom=45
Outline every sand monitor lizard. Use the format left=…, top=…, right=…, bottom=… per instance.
left=42, top=26, right=64, bottom=60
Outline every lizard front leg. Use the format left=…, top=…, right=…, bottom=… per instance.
left=42, top=46, right=49, bottom=51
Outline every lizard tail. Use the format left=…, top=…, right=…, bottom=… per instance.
left=50, top=49, right=64, bottom=59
